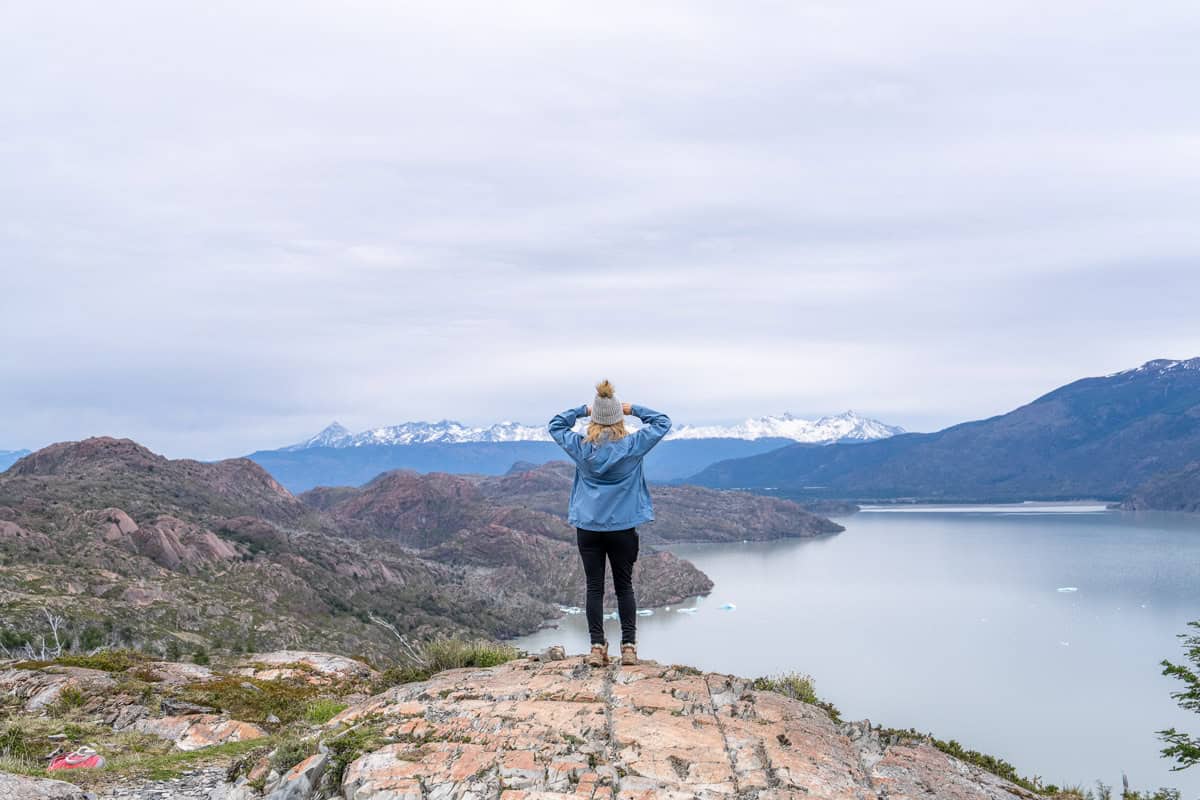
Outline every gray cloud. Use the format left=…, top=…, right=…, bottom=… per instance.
left=3, top=1, right=1199, bottom=458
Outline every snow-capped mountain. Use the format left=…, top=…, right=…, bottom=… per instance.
left=668, top=411, right=904, bottom=442
left=285, top=420, right=552, bottom=450
left=287, top=411, right=902, bottom=450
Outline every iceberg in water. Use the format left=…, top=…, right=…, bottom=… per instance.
left=1056, top=587, right=1079, bottom=593
left=676, top=607, right=699, bottom=615
left=558, top=606, right=584, bottom=615
left=636, top=609, right=653, bottom=617
left=718, top=603, right=736, bottom=611
left=603, top=611, right=619, bottom=620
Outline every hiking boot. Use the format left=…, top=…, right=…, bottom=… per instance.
left=620, top=642, right=638, bottom=666
left=585, top=642, right=609, bottom=667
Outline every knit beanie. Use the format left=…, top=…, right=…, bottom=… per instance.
left=591, top=380, right=624, bottom=425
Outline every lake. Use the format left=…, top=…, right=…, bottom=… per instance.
left=511, top=504, right=1200, bottom=795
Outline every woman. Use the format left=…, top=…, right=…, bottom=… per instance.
left=548, top=380, right=671, bottom=667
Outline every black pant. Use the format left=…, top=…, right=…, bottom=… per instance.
left=576, top=527, right=639, bottom=645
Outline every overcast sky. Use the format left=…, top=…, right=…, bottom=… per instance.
left=3, top=1, right=1199, bottom=459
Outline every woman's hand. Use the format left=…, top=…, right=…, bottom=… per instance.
left=622, top=402, right=632, bottom=415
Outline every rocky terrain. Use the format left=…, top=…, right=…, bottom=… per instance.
left=468, top=462, right=843, bottom=544
left=0, top=437, right=846, bottom=660
left=0, top=648, right=1051, bottom=800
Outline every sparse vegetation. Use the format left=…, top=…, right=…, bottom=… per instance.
left=325, top=721, right=391, bottom=786
left=1056, top=781, right=1181, bottom=800
left=17, top=649, right=148, bottom=673
left=177, top=676, right=321, bottom=725
left=752, top=672, right=841, bottom=722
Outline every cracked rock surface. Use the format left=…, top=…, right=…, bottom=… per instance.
left=329, top=656, right=1034, bottom=800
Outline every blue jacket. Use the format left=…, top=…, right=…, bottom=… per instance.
left=547, top=404, right=672, bottom=531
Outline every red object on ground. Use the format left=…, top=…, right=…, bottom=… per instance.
left=48, top=746, right=106, bottom=771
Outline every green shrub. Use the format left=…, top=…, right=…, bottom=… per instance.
left=192, top=647, right=210, bottom=666
left=269, top=735, right=317, bottom=774
left=57, top=685, right=86, bottom=710
left=78, top=626, right=105, bottom=651
left=0, top=629, right=29, bottom=649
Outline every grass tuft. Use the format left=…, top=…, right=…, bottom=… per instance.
left=752, top=672, right=841, bottom=722
left=374, top=636, right=519, bottom=690
left=304, top=698, right=348, bottom=725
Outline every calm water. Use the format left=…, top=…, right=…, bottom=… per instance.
left=512, top=505, right=1200, bottom=795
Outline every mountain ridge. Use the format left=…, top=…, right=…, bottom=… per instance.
left=286, top=409, right=903, bottom=449
left=690, top=357, right=1200, bottom=502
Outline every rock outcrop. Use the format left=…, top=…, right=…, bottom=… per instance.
left=0, top=665, right=117, bottom=711
left=237, top=650, right=379, bottom=682
left=328, top=655, right=1033, bottom=800
left=135, top=713, right=268, bottom=751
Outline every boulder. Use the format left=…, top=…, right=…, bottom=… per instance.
left=0, top=772, right=91, bottom=800
left=135, top=713, right=267, bottom=751
left=82, top=507, right=139, bottom=541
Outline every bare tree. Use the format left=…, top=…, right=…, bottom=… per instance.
left=368, top=612, right=425, bottom=665
left=43, top=607, right=65, bottom=658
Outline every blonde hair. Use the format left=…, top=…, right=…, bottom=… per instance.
left=585, top=419, right=628, bottom=445
left=584, top=378, right=628, bottom=444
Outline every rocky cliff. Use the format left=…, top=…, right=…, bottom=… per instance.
left=0, top=649, right=1040, bottom=800
left=326, top=655, right=1033, bottom=800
